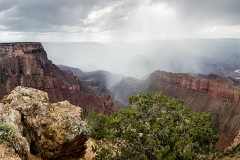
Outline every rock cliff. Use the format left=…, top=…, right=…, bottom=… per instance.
left=149, top=71, right=240, bottom=103
left=110, top=77, right=142, bottom=105
left=0, top=42, right=116, bottom=116
left=149, top=71, right=240, bottom=150
left=111, top=70, right=240, bottom=150
left=58, top=65, right=123, bottom=89
left=58, top=65, right=126, bottom=108
left=0, top=86, right=90, bottom=159
left=227, top=130, right=240, bottom=150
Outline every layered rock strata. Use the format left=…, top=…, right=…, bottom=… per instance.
left=149, top=71, right=240, bottom=103
left=148, top=71, right=240, bottom=134
left=111, top=70, right=240, bottom=150
left=0, top=43, right=116, bottom=116
left=0, top=86, right=89, bottom=159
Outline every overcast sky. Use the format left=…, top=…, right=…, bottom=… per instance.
left=1, top=0, right=240, bottom=42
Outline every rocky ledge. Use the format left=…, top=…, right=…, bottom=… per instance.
left=0, top=86, right=89, bottom=160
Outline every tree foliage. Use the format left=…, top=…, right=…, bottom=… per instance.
left=88, top=92, right=219, bottom=160
left=87, top=112, right=107, bottom=140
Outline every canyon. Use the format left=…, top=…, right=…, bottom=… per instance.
left=43, top=39, right=240, bottom=79
left=0, top=42, right=116, bottom=117
left=111, top=70, right=240, bottom=150
left=1, top=42, right=240, bottom=152
left=58, top=65, right=126, bottom=108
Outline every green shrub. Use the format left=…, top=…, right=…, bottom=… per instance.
left=87, top=112, right=107, bottom=140
left=0, top=118, right=16, bottom=143
left=88, top=92, right=219, bottom=160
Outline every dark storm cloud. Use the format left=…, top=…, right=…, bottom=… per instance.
left=0, top=0, right=121, bottom=32
left=1, top=0, right=240, bottom=41
left=0, top=1, right=14, bottom=12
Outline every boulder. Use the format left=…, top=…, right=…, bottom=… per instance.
left=0, top=86, right=89, bottom=159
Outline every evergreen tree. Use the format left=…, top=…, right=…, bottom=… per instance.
left=88, top=92, right=219, bottom=160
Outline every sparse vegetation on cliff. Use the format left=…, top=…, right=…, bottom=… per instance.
left=0, top=118, right=16, bottom=143
left=213, top=144, right=240, bottom=159
left=88, top=92, right=219, bottom=160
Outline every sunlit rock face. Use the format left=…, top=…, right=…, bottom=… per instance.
left=229, top=130, right=240, bottom=149
left=0, top=86, right=90, bottom=159
left=0, top=42, right=116, bottom=116
left=0, top=142, right=22, bottom=160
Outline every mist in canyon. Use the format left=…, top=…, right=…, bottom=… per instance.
left=43, top=39, right=240, bottom=81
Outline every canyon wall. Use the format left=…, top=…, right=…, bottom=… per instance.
left=0, top=42, right=116, bottom=116
left=149, top=71, right=240, bottom=150
left=111, top=70, right=240, bottom=150
left=150, top=70, right=240, bottom=103
left=148, top=71, right=240, bottom=129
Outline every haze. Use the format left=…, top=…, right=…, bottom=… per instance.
left=42, top=39, right=240, bottom=78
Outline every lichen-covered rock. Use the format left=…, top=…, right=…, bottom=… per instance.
left=0, top=86, right=90, bottom=159
left=229, top=130, right=240, bottom=150
left=0, top=142, right=21, bottom=160
left=217, top=130, right=240, bottom=151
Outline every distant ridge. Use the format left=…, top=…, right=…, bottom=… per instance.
left=58, top=64, right=126, bottom=107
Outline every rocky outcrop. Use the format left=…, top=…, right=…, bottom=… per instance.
left=227, top=130, right=240, bottom=150
left=216, top=133, right=235, bottom=151
left=216, top=129, right=240, bottom=151
left=0, top=86, right=89, bottom=159
left=0, top=142, right=21, bottom=160
left=0, top=42, right=116, bottom=116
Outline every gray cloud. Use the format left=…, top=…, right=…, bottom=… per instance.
left=0, top=0, right=92, bottom=32
left=164, top=0, right=240, bottom=25
left=0, top=0, right=240, bottom=41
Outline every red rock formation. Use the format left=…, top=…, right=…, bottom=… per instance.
left=150, top=70, right=240, bottom=103
left=228, top=130, right=240, bottom=149
left=0, top=42, right=116, bottom=116
left=216, top=133, right=236, bottom=151
left=148, top=70, right=240, bottom=150
left=216, top=129, right=240, bottom=151
left=111, top=70, right=240, bottom=150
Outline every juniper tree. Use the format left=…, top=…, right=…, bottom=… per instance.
left=88, top=92, right=219, bottom=160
